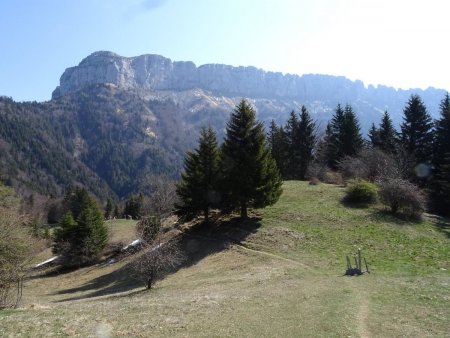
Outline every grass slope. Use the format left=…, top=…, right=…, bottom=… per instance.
left=1, top=182, right=449, bottom=337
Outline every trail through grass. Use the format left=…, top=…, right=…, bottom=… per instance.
left=1, top=182, right=449, bottom=337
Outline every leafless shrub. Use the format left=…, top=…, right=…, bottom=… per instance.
left=136, top=216, right=161, bottom=243
left=0, top=211, right=34, bottom=309
left=129, top=235, right=184, bottom=289
left=338, top=148, right=401, bottom=182
left=307, top=164, right=343, bottom=185
left=309, top=177, right=320, bottom=185
left=142, top=179, right=178, bottom=219
left=378, top=178, right=426, bottom=219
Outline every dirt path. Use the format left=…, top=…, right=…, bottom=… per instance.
left=356, top=292, right=371, bottom=338
left=233, top=242, right=312, bottom=269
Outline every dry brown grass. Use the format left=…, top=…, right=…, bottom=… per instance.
left=1, top=184, right=449, bottom=337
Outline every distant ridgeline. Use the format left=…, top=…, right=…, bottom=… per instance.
left=0, top=51, right=447, bottom=200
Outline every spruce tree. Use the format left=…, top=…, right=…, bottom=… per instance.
left=400, top=94, right=434, bottom=164
left=53, top=188, right=108, bottom=267
left=324, top=104, right=363, bottom=168
left=368, top=123, right=381, bottom=148
left=268, top=120, right=288, bottom=178
left=297, top=106, right=316, bottom=179
left=284, top=111, right=301, bottom=179
left=378, top=111, right=398, bottom=154
left=104, top=198, right=113, bottom=219
left=431, top=93, right=450, bottom=214
left=221, top=99, right=282, bottom=218
left=342, top=104, right=364, bottom=157
left=176, top=126, right=220, bottom=223
left=324, top=104, right=346, bottom=169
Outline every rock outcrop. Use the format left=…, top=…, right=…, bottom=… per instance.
left=52, top=51, right=365, bottom=101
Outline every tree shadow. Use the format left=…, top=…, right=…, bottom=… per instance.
left=52, top=215, right=262, bottom=302
left=368, top=208, right=424, bottom=225
left=427, top=214, right=450, bottom=239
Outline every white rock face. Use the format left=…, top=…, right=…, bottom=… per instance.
left=53, top=51, right=311, bottom=99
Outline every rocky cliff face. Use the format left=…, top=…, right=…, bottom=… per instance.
left=52, top=51, right=365, bottom=100
left=52, top=51, right=448, bottom=133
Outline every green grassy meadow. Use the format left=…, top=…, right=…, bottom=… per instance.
left=1, top=182, right=449, bottom=337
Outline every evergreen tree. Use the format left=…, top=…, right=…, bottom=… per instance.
left=268, top=120, right=288, bottom=178
left=297, top=106, right=316, bottom=179
left=342, top=104, right=364, bottom=157
left=124, top=194, right=143, bottom=219
left=378, top=111, right=398, bottom=153
left=368, top=123, right=381, bottom=148
left=53, top=190, right=108, bottom=267
left=113, top=204, right=120, bottom=218
left=400, top=95, right=434, bottom=164
left=221, top=99, right=282, bottom=218
left=431, top=93, right=450, bottom=214
left=284, top=111, right=301, bottom=179
left=104, top=198, right=113, bottom=219
left=176, top=126, right=220, bottom=223
left=324, top=104, right=363, bottom=168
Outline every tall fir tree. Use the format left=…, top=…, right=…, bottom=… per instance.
left=176, top=126, right=220, bottom=223
left=431, top=93, right=450, bottom=215
left=378, top=111, right=398, bottom=154
left=221, top=99, right=282, bottom=218
left=53, top=188, right=108, bottom=267
left=104, top=198, right=114, bottom=219
left=324, top=104, right=363, bottom=168
left=268, top=120, right=288, bottom=178
left=400, top=94, right=434, bottom=164
left=342, top=104, right=364, bottom=157
left=324, top=104, right=346, bottom=169
left=368, top=123, right=381, bottom=148
left=284, top=111, right=301, bottom=179
left=297, top=106, right=317, bottom=179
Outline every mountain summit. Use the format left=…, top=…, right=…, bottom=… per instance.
left=52, top=51, right=446, bottom=130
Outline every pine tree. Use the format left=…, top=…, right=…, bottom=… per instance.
left=431, top=93, right=450, bottom=214
left=53, top=189, right=108, bottom=267
left=342, top=104, right=364, bottom=157
left=368, top=123, right=381, bottom=148
left=400, top=95, right=434, bottom=164
left=378, top=111, right=398, bottom=153
left=324, top=104, right=363, bottom=168
left=124, top=194, right=143, bottom=219
left=268, top=120, right=288, bottom=178
left=284, top=111, right=301, bottom=179
left=104, top=198, right=113, bottom=219
left=297, top=106, right=316, bottom=179
left=221, top=99, right=282, bottom=218
left=324, top=104, right=345, bottom=168
left=176, top=126, right=220, bottom=223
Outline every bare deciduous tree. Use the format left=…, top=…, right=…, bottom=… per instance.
left=129, top=235, right=184, bottom=289
left=0, top=210, right=34, bottom=309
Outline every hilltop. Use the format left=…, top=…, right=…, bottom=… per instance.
left=1, top=182, right=448, bottom=337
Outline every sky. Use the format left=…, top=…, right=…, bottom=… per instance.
left=1, top=0, right=449, bottom=102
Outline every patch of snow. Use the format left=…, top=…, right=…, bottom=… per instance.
left=34, top=256, right=59, bottom=268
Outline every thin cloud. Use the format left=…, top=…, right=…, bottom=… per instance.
left=140, top=0, right=167, bottom=11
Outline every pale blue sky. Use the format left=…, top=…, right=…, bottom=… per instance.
left=1, top=0, right=449, bottom=101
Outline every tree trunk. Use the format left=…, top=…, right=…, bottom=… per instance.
left=240, top=201, right=248, bottom=219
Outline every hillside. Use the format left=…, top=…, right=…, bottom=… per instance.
left=1, top=51, right=449, bottom=200
left=1, top=182, right=448, bottom=337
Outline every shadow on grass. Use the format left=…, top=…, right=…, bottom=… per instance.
left=428, top=214, right=450, bottom=239
left=340, top=198, right=375, bottom=209
left=52, top=215, right=262, bottom=302
left=368, top=209, right=423, bottom=225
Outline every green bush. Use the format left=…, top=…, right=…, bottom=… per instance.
left=344, top=179, right=378, bottom=205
